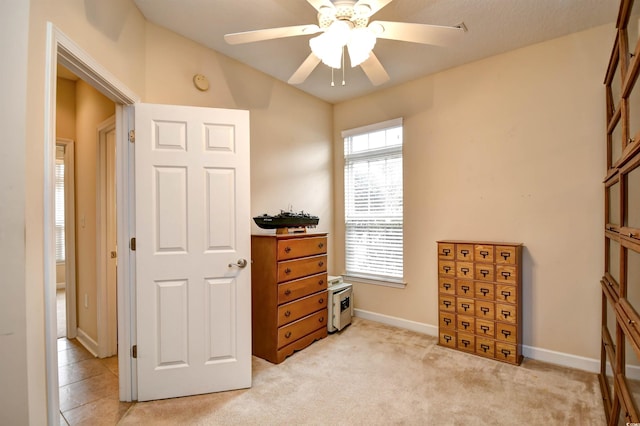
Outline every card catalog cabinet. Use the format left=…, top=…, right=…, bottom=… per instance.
left=437, top=240, right=523, bottom=365
left=600, top=1, right=640, bottom=423
left=251, top=233, right=328, bottom=363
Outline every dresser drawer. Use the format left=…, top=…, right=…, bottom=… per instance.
left=457, top=332, right=475, bottom=352
left=277, top=236, right=327, bottom=260
left=496, top=322, right=517, bottom=343
left=438, top=277, right=456, bottom=295
left=278, top=291, right=328, bottom=326
left=496, top=342, right=518, bottom=364
left=456, top=244, right=474, bottom=261
left=456, top=261, right=474, bottom=279
left=439, top=330, right=456, bottom=348
left=474, top=282, right=495, bottom=300
left=476, top=337, right=495, bottom=358
left=456, top=297, right=475, bottom=315
left=474, top=264, right=494, bottom=281
left=278, top=255, right=327, bottom=282
left=278, top=310, right=326, bottom=349
left=496, top=303, right=517, bottom=324
left=474, top=244, right=494, bottom=262
left=496, top=246, right=517, bottom=264
left=439, top=294, right=456, bottom=312
left=475, top=300, right=495, bottom=320
left=496, top=265, right=517, bottom=284
left=278, top=273, right=327, bottom=304
left=438, top=260, right=455, bottom=276
left=438, top=243, right=455, bottom=260
left=456, top=280, right=474, bottom=297
left=439, top=311, right=456, bottom=330
left=457, top=315, right=475, bottom=333
left=496, top=284, right=517, bottom=304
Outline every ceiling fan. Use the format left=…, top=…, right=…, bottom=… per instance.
left=224, top=0, right=465, bottom=86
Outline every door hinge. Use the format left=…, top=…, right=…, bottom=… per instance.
left=130, top=237, right=136, bottom=251
left=132, top=345, right=137, bottom=358
left=128, top=130, right=135, bottom=143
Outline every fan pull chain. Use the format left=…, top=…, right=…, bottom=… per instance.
left=331, top=67, right=335, bottom=87
left=342, top=47, right=346, bottom=86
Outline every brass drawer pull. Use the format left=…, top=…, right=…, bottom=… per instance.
left=461, top=339, right=471, bottom=347
left=284, top=289, right=291, bottom=296
left=442, top=248, right=451, bottom=256
left=480, top=344, right=490, bottom=352
left=284, top=310, right=291, bottom=317
left=460, top=249, right=469, bottom=257
left=319, top=317, right=324, bottom=323
left=319, top=279, right=324, bottom=285
left=443, top=266, right=451, bottom=273
left=501, top=271, right=511, bottom=279
left=444, top=335, right=452, bottom=343
left=501, top=310, right=511, bottom=319
left=461, top=267, right=470, bottom=275
left=480, top=269, right=489, bottom=278
left=461, top=321, right=470, bottom=329
left=285, top=331, right=292, bottom=339
left=444, top=318, right=452, bottom=325
left=319, top=298, right=324, bottom=304
left=461, top=303, right=470, bottom=311
left=443, top=283, right=452, bottom=290
left=501, top=290, right=511, bottom=300
left=285, top=268, right=292, bottom=275
left=480, top=288, right=489, bottom=296
left=480, top=325, right=490, bottom=334
left=443, top=300, right=452, bottom=308
left=500, top=252, right=511, bottom=261
left=461, top=285, right=470, bottom=293
left=318, top=242, right=324, bottom=248
left=501, top=330, right=511, bottom=338
left=284, top=246, right=291, bottom=253
left=501, top=349, right=511, bottom=357
left=318, top=261, right=324, bottom=267
left=479, top=250, right=489, bottom=258
left=480, top=307, right=490, bottom=315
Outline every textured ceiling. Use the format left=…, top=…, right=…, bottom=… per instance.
left=133, top=0, right=618, bottom=104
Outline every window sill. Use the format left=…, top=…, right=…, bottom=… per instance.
left=342, top=274, right=407, bottom=289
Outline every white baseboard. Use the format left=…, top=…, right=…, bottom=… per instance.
left=353, top=308, right=603, bottom=374
left=76, top=327, right=98, bottom=357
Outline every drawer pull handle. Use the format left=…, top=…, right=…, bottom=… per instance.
left=284, top=246, right=291, bottom=253
left=284, top=289, right=291, bottom=296
left=501, top=330, right=511, bottom=338
left=443, top=300, right=452, bottom=308
left=480, top=307, right=490, bottom=315
left=461, top=303, right=470, bottom=311
left=443, top=266, right=451, bottom=273
left=480, top=325, right=490, bottom=334
left=629, top=319, right=636, bottom=325
left=480, top=344, right=490, bottom=352
left=443, top=318, right=451, bottom=325
left=319, top=298, right=324, bottom=304
left=285, top=331, right=292, bottom=339
left=460, top=249, right=469, bottom=257
left=480, top=288, right=489, bottom=296
left=285, top=268, right=291, bottom=275
left=319, top=279, right=324, bottom=285
left=318, top=242, right=324, bottom=248
left=444, top=335, right=452, bottom=343
left=501, top=349, right=511, bottom=357
left=284, top=310, right=291, bottom=317
left=501, top=271, right=511, bottom=279
left=442, top=248, right=451, bottom=256
left=443, top=283, right=451, bottom=290
left=501, top=290, right=511, bottom=300
left=461, top=267, right=470, bottom=275
left=480, top=250, right=489, bottom=258
left=319, top=317, right=324, bottom=323
left=480, top=269, right=489, bottom=278
left=461, top=339, right=471, bottom=347
left=461, top=285, right=470, bottom=293
left=501, top=310, right=511, bottom=319
left=500, top=252, right=511, bottom=261
left=461, top=321, right=470, bottom=329
left=318, top=261, right=324, bottom=267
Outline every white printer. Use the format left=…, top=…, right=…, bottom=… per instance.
left=326, top=276, right=353, bottom=332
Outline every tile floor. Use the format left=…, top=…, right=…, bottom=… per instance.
left=57, top=338, right=132, bottom=425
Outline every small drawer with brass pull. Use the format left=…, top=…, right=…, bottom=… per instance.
left=439, top=260, right=455, bottom=276
left=277, top=290, right=328, bottom=326
left=457, top=332, right=475, bottom=353
left=475, top=337, right=495, bottom=358
left=456, top=244, right=474, bottom=261
left=277, top=236, right=327, bottom=260
left=475, top=319, right=495, bottom=337
left=438, top=243, right=455, bottom=259
left=474, top=264, right=495, bottom=281
left=440, top=294, right=456, bottom=312
left=439, top=311, right=456, bottom=330
left=496, top=246, right=517, bottom=264
left=277, top=310, right=327, bottom=349
left=496, top=342, right=518, bottom=364
left=277, top=273, right=327, bottom=304
left=496, top=284, right=517, bottom=304
left=496, top=322, right=517, bottom=343
left=475, top=300, right=495, bottom=320
left=496, top=303, right=517, bottom=324
left=456, top=261, right=474, bottom=278
left=496, top=265, right=517, bottom=284
left=439, top=331, right=456, bottom=348
left=456, top=297, right=475, bottom=314
left=456, top=280, right=474, bottom=296
left=474, top=244, right=494, bottom=262
left=457, top=314, right=475, bottom=332
left=439, top=277, right=456, bottom=295
left=474, top=282, right=495, bottom=300
left=277, top=254, right=327, bottom=282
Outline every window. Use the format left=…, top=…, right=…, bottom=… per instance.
left=343, top=118, right=403, bottom=284
left=55, top=145, right=65, bottom=263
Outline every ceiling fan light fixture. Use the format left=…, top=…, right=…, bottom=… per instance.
left=347, top=27, right=376, bottom=67
left=310, top=20, right=351, bottom=69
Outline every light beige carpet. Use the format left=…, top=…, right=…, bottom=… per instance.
left=119, top=318, right=605, bottom=425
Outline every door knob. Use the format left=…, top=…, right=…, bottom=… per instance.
left=228, top=258, right=248, bottom=268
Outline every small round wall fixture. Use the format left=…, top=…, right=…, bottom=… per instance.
left=193, top=74, right=210, bottom=91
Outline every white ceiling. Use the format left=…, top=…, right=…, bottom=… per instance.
left=133, top=0, right=618, bottom=104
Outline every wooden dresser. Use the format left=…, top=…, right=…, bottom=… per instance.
left=437, top=240, right=523, bottom=365
left=251, top=233, right=328, bottom=363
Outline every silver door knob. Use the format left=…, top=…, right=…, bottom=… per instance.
left=228, top=258, right=248, bottom=268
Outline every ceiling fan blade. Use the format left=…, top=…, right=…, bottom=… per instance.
left=224, top=24, right=320, bottom=45
left=288, top=53, right=322, bottom=85
left=354, top=0, right=393, bottom=17
left=369, top=21, right=465, bottom=46
left=306, top=0, right=335, bottom=13
left=360, top=52, right=389, bottom=86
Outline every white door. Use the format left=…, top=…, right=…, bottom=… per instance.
left=134, top=103, right=251, bottom=401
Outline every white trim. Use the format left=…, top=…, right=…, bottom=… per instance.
left=44, top=23, right=139, bottom=422
left=345, top=276, right=407, bottom=289
left=354, top=309, right=606, bottom=373
left=341, top=117, right=403, bottom=138
left=76, top=327, right=99, bottom=357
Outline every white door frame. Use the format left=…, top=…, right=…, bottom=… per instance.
left=44, top=23, right=140, bottom=424
left=96, top=116, right=117, bottom=358
left=56, top=138, right=77, bottom=339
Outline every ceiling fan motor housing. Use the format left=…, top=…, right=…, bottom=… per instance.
left=318, top=0, right=371, bottom=29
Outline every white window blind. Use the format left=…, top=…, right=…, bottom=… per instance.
left=343, top=118, right=403, bottom=282
left=55, top=146, right=65, bottom=263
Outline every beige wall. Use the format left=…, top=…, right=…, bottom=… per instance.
left=333, top=24, right=612, bottom=360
